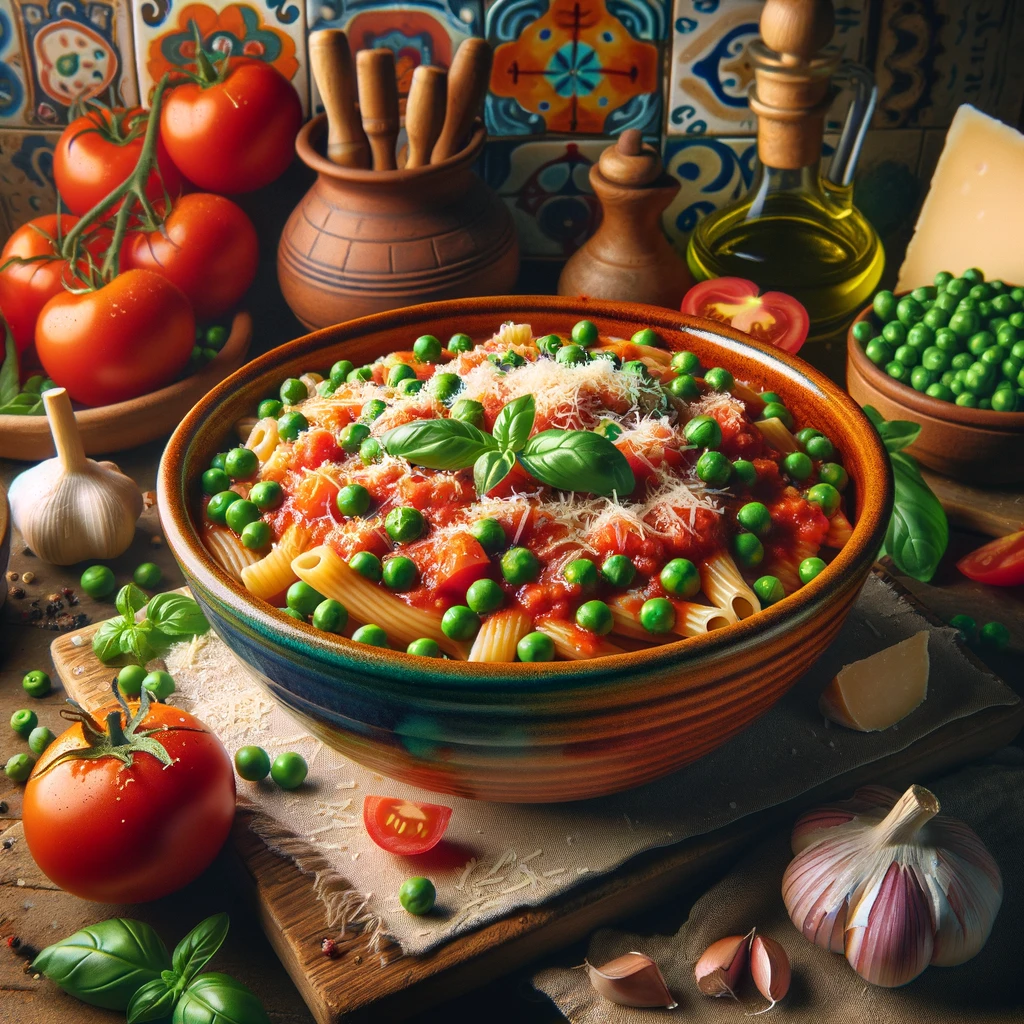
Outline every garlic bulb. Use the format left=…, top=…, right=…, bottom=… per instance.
left=782, top=784, right=1002, bottom=988
left=8, top=389, right=143, bottom=565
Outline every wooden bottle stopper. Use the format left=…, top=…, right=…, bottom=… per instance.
left=430, top=38, right=492, bottom=164
left=356, top=48, right=400, bottom=171
left=309, top=30, right=370, bottom=169
left=404, top=66, right=447, bottom=169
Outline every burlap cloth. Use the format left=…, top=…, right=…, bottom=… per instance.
left=159, top=574, right=1019, bottom=956
left=532, top=756, right=1024, bottom=1022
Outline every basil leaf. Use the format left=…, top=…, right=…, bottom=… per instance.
left=119, top=621, right=161, bottom=663
left=145, top=593, right=210, bottom=637
left=127, top=977, right=178, bottom=1023
left=93, top=618, right=128, bottom=663
left=0, top=319, right=18, bottom=407
left=492, top=394, right=535, bottom=452
left=382, top=418, right=496, bottom=469
left=33, top=919, right=172, bottom=1010
left=473, top=449, right=515, bottom=495
left=173, top=973, right=271, bottom=1024
left=862, top=404, right=884, bottom=429
left=887, top=450, right=948, bottom=582
left=172, top=913, right=229, bottom=987
left=116, top=583, right=149, bottom=620
left=519, top=430, right=635, bottom=497
left=877, top=419, right=921, bottom=452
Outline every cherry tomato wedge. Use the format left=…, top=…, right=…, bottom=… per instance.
left=956, top=529, right=1024, bottom=587
left=682, top=278, right=810, bottom=354
left=363, top=795, right=452, bottom=855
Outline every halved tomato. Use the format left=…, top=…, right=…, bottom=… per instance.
left=956, top=529, right=1024, bottom=587
left=682, top=278, right=809, bottom=354
left=363, top=795, right=452, bottom=855
left=431, top=533, right=491, bottom=598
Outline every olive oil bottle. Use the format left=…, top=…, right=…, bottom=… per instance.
left=687, top=0, right=883, bottom=351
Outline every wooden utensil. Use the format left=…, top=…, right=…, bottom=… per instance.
left=356, top=48, right=400, bottom=171
left=404, top=65, right=447, bottom=169
left=308, top=30, right=369, bottom=169
left=430, top=38, right=492, bottom=164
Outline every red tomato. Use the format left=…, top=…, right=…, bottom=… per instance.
left=161, top=60, right=302, bottom=194
left=957, top=529, right=1024, bottom=587
left=35, top=269, right=195, bottom=406
left=429, top=533, right=491, bottom=598
left=363, top=795, right=452, bottom=855
left=23, top=699, right=235, bottom=903
left=682, top=278, right=809, bottom=354
left=121, top=193, right=258, bottom=318
left=54, top=107, right=183, bottom=216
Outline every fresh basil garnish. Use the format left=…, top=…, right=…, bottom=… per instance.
left=519, top=429, right=635, bottom=497
left=127, top=977, right=179, bottom=1024
left=92, top=586, right=210, bottom=664
left=474, top=449, right=516, bottom=495
left=382, top=418, right=496, bottom=469
left=172, top=973, right=272, bottom=1024
left=117, top=582, right=149, bottom=619
left=93, top=617, right=129, bottom=662
left=863, top=406, right=921, bottom=453
left=33, top=919, right=172, bottom=1010
left=0, top=320, right=19, bottom=409
left=172, top=913, right=230, bottom=987
left=492, top=394, right=535, bottom=452
left=118, top=621, right=161, bottom=663
left=146, top=593, right=210, bottom=637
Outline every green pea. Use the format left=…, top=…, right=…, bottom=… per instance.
left=783, top=452, right=813, bottom=481
left=911, top=285, right=935, bottom=303
left=249, top=481, right=283, bottom=511
left=142, top=670, right=175, bottom=701
left=398, top=378, right=424, bottom=396
left=864, top=339, right=893, bottom=366
left=947, top=614, right=977, bottom=642
left=736, top=501, right=772, bottom=537
left=894, top=344, right=919, bottom=367
left=258, top=400, right=285, bottom=424
left=980, top=346, right=1003, bottom=367
left=668, top=374, right=700, bottom=400
left=360, top=438, right=383, bottom=465
left=992, top=293, right=1017, bottom=315
left=555, top=343, right=589, bottom=366
left=271, top=751, right=308, bottom=790
left=279, top=377, right=307, bottom=405
left=683, top=415, right=722, bottom=449
left=991, top=388, right=1018, bottom=412
left=696, top=450, right=732, bottom=486
left=131, top=562, right=162, bottom=589
left=80, top=565, right=116, bottom=599
left=668, top=351, right=701, bottom=377
left=757, top=392, right=781, bottom=405
left=347, top=365, right=374, bottom=383
left=704, top=367, right=734, bottom=392
left=224, top=447, right=257, bottom=480
left=1011, top=311, right=1024, bottom=328
left=957, top=297, right=978, bottom=313
left=795, top=429, right=823, bottom=448
left=361, top=398, right=387, bottom=421
left=957, top=392, right=979, bottom=408
left=978, top=621, right=1010, bottom=652
left=949, top=310, right=980, bottom=339
left=798, top=556, right=827, bottom=585
left=946, top=278, right=970, bottom=299
left=337, top=422, right=369, bottom=454
left=732, top=533, right=764, bottom=569
left=600, top=554, right=635, bottom=588
left=312, top=598, right=348, bottom=633
left=501, top=547, right=540, bottom=585
left=910, top=366, right=937, bottom=392
left=571, top=319, right=599, bottom=347
left=236, top=520, right=267, bottom=551
left=430, top=372, right=462, bottom=404
left=448, top=332, right=474, bottom=354
left=202, top=467, right=232, bottom=495
left=920, top=346, right=948, bottom=372
left=819, top=462, right=848, bottom=490
left=962, top=267, right=984, bottom=284
left=660, top=558, right=700, bottom=599
left=951, top=351, right=973, bottom=370
left=922, top=306, right=951, bottom=331
left=387, top=363, right=416, bottom=388
left=407, top=638, right=442, bottom=658
left=329, top=360, right=354, bottom=385
left=760, top=402, right=794, bottom=429
left=385, top=506, right=425, bottom=543
left=287, top=581, right=324, bottom=617
left=896, top=296, right=924, bottom=325
left=999, top=325, right=1020, bottom=347
left=352, top=624, right=389, bottom=647
left=873, top=290, right=896, bottom=321
left=881, top=321, right=906, bottom=346
left=621, top=359, right=651, bottom=379
left=382, top=556, right=418, bottom=592
left=731, top=459, right=757, bottom=487
left=117, top=664, right=147, bottom=697
left=804, top=434, right=834, bottom=460
left=886, top=360, right=910, bottom=383
left=934, top=270, right=953, bottom=289
left=852, top=320, right=874, bottom=343
left=806, top=482, right=841, bottom=516
left=235, top=745, right=272, bottom=781
left=559, top=558, right=596, bottom=592
left=281, top=607, right=305, bottom=621
left=27, top=726, right=55, bottom=755
left=935, top=291, right=959, bottom=313
left=336, top=483, right=371, bottom=517
left=5, top=753, right=35, bottom=783
left=349, top=551, right=383, bottom=582
left=399, top=876, right=436, bottom=915
left=412, top=334, right=442, bottom=363
left=576, top=599, right=613, bottom=635
left=967, top=331, right=995, bottom=356
left=210, top=452, right=228, bottom=471
left=277, top=411, right=309, bottom=441
left=456, top=579, right=503, bottom=617
left=450, top=398, right=485, bottom=427
left=639, top=597, right=676, bottom=634
left=926, top=383, right=955, bottom=402
left=906, top=323, right=934, bottom=349
left=753, top=575, right=785, bottom=607
left=517, top=630, right=554, bottom=662
left=442, top=605, right=480, bottom=641
left=10, top=709, right=37, bottom=737
left=225, top=499, right=261, bottom=534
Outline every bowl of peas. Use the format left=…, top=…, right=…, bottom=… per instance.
left=846, top=268, right=1024, bottom=484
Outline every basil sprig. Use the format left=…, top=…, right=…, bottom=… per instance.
left=382, top=394, right=635, bottom=497
left=864, top=405, right=948, bottom=582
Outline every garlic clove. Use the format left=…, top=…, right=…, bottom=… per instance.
left=695, top=931, right=751, bottom=998
left=749, top=935, right=791, bottom=1011
left=587, top=951, right=677, bottom=1009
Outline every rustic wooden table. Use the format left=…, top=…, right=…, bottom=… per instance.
left=2, top=258, right=1022, bottom=1021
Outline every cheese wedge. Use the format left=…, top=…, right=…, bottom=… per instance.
left=819, top=631, right=930, bottom=732
left=898, top=105, right=1024, bottom=290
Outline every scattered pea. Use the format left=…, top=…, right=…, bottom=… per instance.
left=782, top=451, right=813, bottom=481
left=978, top=621, right=1010, bottom=653
left=337, top=483, right=372, bottom=517
left=312, top=599, right=348, bottom=633
left=696, top=450, right=732, bottom=486
left=80, top=565, right=116, bottom=599
left=413, top=334, right=442, bottom=362
left=683, top=416, right=722, bottom=450
left=133, top=562, right=162, bottom=588
left=142, top=670, right=175, bottom=701
left=250, top=480, right=283, bottom=510
left=385, top=506, right=426, bottom=543
left=224, top=447, right=258, bottom=480
left=450, top=398, right=485, bottom=427
left=5, top=753, right=35, bottom=783
left=399, top=876, right=436, bottom=915
left=562, top=558, right=598, bottom=591
left=571, top=320, right=599, bottom=347
left=383, top=556, right=419, bottom=592
left=279, top=377, right=307, bottom=405
left=732, top=533, right=764, bottom=569
left=671, top=351, right=702, bottom=375
left=949, top=613, right=977, bottom=645
left=117, top=664, right=147, bottom=697
left=10, top=709, right=37, bottom=738
left=287, top=581, right=325, bottom=617
left=736, top=501, right=772, bottom=537
left=501, top=547, right=540, bottom=585
left=703, top=367, right=734, bottom=392
left=22, top=670, right=51, bottom=698
left=731, top=459, right=758, bottom=487
left=271, top=751, right=308, bottom=790
left=235, top=745, right=272, bottom=781
left=28, top=726, right=55, bottom=755
left=448, top=332, right=474, bottom=354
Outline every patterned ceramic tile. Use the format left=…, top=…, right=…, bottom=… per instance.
left=133, top=0, right=310, bottom=113
left=484, top=0, right=666, bottom=138
left=307, top=0, right=481, bottom=113
left=482, top=137, right=606, bottom=256
left=873, top=0, right=1024, bottom=129
left=0, top=128, right=58, bottom=229
left=0, top=0, right=28, bottom=124
left=7, top=0, right=138, bottom=127
left=667, top=0, right=867, bottom=137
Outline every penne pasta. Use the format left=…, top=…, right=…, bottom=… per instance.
left=700, top=550, right=761, bottom=620
left=729, top=381, right=766, bottom=413
left=299, top=372, right=323, bottom=394
left=755, top=416, right=800, bottom=453
left=205, top=526, right=261, bottom=581
left=767, top=538, right=820, bottom=595
left=246, top=417, right=281, bottom=464
left=468, top=608, right=532, bottom=662
left=241, top=523, right=311, bottom=600
left=825, top=508, right=854, bottom=548
left=541, top=618, right=625, bottom=660
left=671, top=600, right=735, bottom=636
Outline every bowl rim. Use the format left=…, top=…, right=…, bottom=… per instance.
left=158, top=296, right=893, bottom=690
left=847, top=298, right=1024, bottom=429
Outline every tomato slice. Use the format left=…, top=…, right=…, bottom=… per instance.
left=432, top=533, right=491, bottom=598
left=363, top=795, right=452, bottom=855
left=956, top=529, right=1024, bottom=587
left=681, top=277, right=809, bottom=354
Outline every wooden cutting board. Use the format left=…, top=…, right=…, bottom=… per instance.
left=50, top=567, right=1023, bottom=1023
left=920, top=468, right=1023, bottom=539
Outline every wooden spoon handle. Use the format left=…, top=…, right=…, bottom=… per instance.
left=309, top=29, right=370, bottom=168
left=404, top=66, right=447, bottom=169
left=42, top=387, right=86, bottom=473
left=430, top=38, right=492, bottom=163
left=356, top=48, right=400, bottom=171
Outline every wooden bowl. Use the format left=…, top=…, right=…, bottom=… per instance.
left=0, top=311, right=252, bottom=461
left=158, top=297, right=893, bottom=803
left=846, top=303, right=1024, bottom=484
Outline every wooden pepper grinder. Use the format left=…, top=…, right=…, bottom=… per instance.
left=558, top=130, right=692, bottom=308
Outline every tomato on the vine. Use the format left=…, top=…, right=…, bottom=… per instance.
left=122, top=192, right=258, bottom=318
left=54, top=107, right=183, bottom=216
left=35, top=268, right=195, bottom=407
left=161, top=57, right=301, bottom=194
left=363, top=795, right=452, bottom=856
left=23, top=693, right=235, bottom=903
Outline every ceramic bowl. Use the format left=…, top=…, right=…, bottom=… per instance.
left=846, top=302, right=1024, bottom=484
left=158, top=297, right=893, bottom=803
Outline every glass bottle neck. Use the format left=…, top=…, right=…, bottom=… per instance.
left=746, top=158, right=854, bottom=219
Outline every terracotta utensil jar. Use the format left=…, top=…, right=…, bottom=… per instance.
left=278, top=116, right=519, bottom=329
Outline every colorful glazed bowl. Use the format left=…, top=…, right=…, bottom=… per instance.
left=158, top=297, right=893, bottom=803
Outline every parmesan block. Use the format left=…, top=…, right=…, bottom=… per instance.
left=819, top=631, right=930, bottom=732
left=898, top=105, right=1024, bottom=290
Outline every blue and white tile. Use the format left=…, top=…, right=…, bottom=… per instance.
left=0, top=128, right=58, bottom=228
left=0, top=0, right=28, bottom=125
